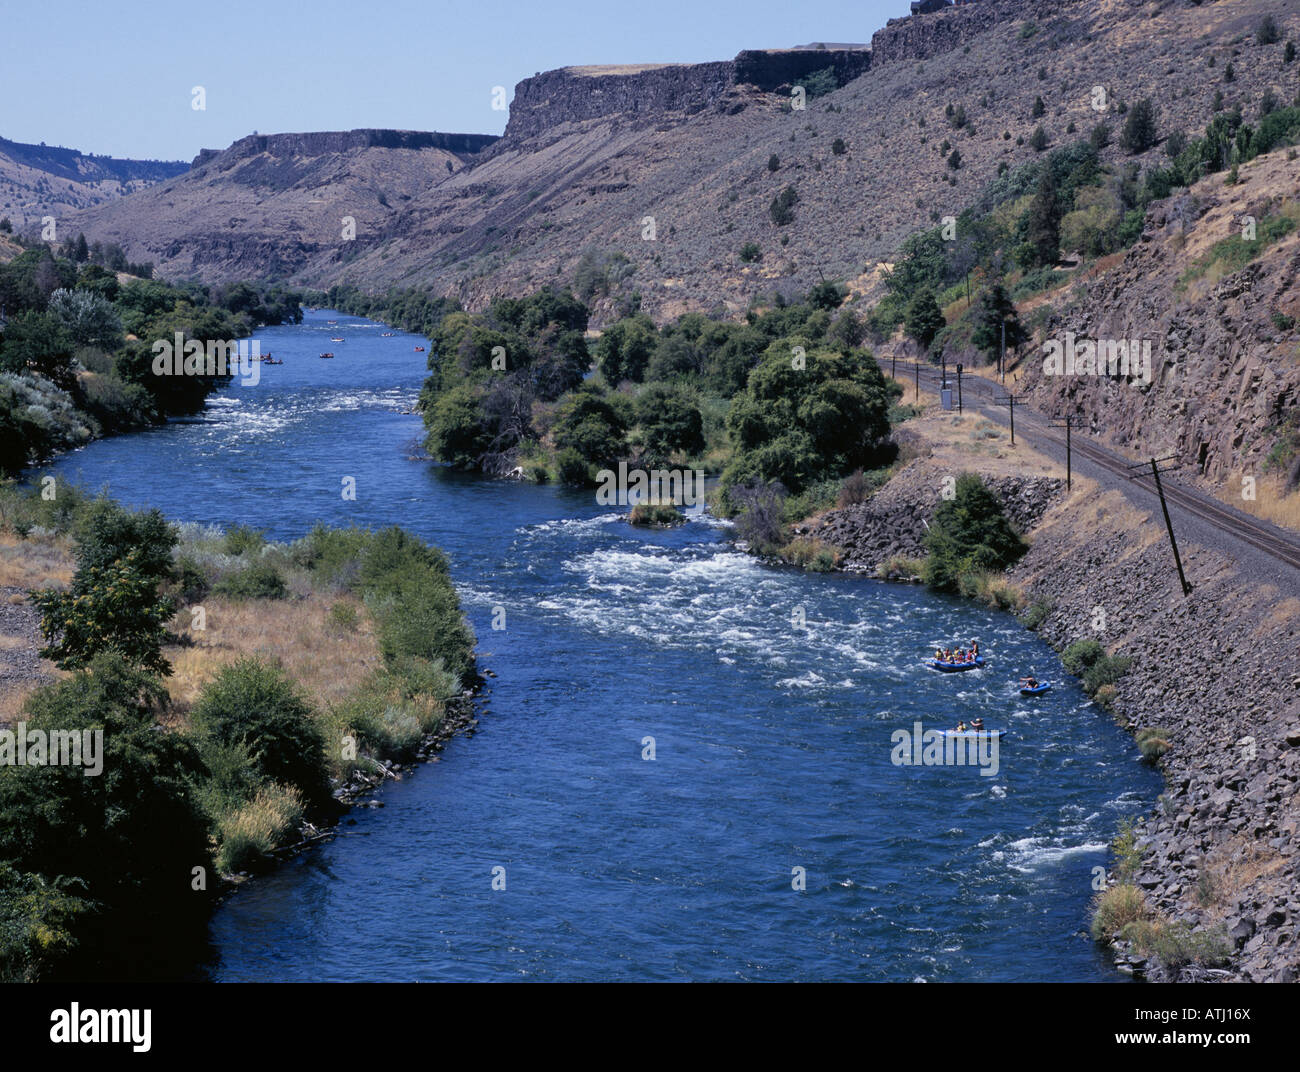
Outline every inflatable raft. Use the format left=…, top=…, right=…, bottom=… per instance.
left=1019, top=681, right=1051, bottom=696
left=929, top=656, right=986, bottom=672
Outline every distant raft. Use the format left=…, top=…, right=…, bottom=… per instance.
left=937, top=728, right=1006, bottom=739
left=1019, top=681, right=1051, bottom=696
left=929, top=656, right=986, bottom=672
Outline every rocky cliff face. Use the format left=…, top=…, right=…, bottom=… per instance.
left=503, top=63, right=736, bottom=140
left=192, top=129, right=498, bottom=170
left=1016, top=149, right=1300, bottom=492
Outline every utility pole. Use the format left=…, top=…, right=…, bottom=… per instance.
left=999, top=319, right=1005, bottom=384
left=956, top=363, right=963, bottom=414
left=1128, top=456, right=1193, bottom=597
left=1049, top=414, right=1072, bottom=491
left=993, top=392, right=1024, bottom=446
left=914, top=356, right=920, bottom=403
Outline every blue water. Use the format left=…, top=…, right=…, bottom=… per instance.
left=48, top=310, right=1160, bottom=982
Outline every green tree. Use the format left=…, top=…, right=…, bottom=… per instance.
left=0, top=311, right=77, bottom=390
left=424, top=383, right=492, bottom=469
left=922, top=473, right=1028, bottom=590
left=1119, top=98, right=1158, bottom=153
left=0, top=653, right=209, bottom=920
left=634, top=384, right=705, bottom=461
left=769, top=185, right=799, bottom=226
left=1026, top=163, right=1062, bottom=266
left=595, top=314, right=658, bottom=384
left=723, top=342, right=892, bottom=492
left=552, top=385, right=629, bottom=478
left=905, top=290, right=945, bottom=354
left=971, top=284, right=1028, bottom=364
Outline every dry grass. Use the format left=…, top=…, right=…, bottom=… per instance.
left=1218, top=476, right=1300, bottom=534
left=164, top=593, right=381, bottom=719
left=0, top=532, right=74, bottom=589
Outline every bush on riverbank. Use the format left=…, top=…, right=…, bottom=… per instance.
left=1061, top=638, right=1133, bottom=696
left=921, top=473, right=1028, bottom=591
left=0, top=248, right=305, bottom=474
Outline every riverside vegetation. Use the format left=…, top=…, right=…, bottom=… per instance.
left=0, top=239, right=304, bottom=474
left=0, top=481, right=476, bottom=981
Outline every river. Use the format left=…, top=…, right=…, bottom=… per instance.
left=48, top=309, right=1161, bottom=981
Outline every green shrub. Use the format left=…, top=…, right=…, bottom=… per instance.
left=1019, top=599, right=1052, bottom=630
left=0, top=866, right=94, bottom=982
left=1120, top=919, right=1232, bottom=971
left=0, top=654, right=208, bottom=910
left=191, top=658, right=330, bottom=806
left=329, top=601, right=360, bottom=631
left=921, top=474, right=1027, bottom=591
left=1061, top=638, right=1132, bottom=694
left=628, top=502, right=684, bottom=526
left=1091, top=883, right=1149, bottom=941
left=876, top=555, right=924, bottom=581
left=213, top=561, right=287, bottom=600
left=174, top=555, right=210, bottom=604
left=222, top=524, right=266, bottom=557
left=33, top=550, right=175, bottom=674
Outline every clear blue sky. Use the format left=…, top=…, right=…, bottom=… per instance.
left=4, top=0, right=900, bottom=161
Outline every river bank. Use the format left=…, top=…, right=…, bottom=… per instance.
left=800, top=406, right=1300, bottom=982
left=0, top=481, right=480, bottom=981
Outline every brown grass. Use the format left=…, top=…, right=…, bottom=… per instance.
left=164, top=593, right=381, bottom=719
left=1217, top=476, right=1300, bottom=535
left=0, top=532, right=74, bottom=589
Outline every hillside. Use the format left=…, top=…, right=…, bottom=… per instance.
left=0, top=135, right=188, bottom=230
left=64, top=0, right=1300, bottom=321
left=1008, top=145, right=1300, bottom=521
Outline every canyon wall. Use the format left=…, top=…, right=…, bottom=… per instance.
left=191, top=129, right=500, bottom=170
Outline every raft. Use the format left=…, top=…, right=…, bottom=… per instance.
left=929, top=656, right=985, bottom=672
left=1019, top=682, right=1051, bottom=696
left=938, top=728, right=1006, bottom=739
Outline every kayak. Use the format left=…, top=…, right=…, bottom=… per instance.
left=938, top=728, right=1006, bottom=739
left=1019, top=682, right=1051, bottom=696
left=930, top=656, right=985, bottom=672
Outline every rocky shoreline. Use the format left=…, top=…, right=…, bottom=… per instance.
left=801, top=463, right=1300, bottom=982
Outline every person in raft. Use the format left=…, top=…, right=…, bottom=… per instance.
left=969, top=717, right=985, bottom=732
left=971, top=640, right=979, bottom=658
left=935, top=649, right=945, bottom=662
left=1020, top=676, right=1038, bottom=689
left=955, top=721, right=967, bottom=732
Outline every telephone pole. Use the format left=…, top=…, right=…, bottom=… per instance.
left=993, top=391, right=1025, bottom=446
left=1128, top=456, right=1192, bottom=597
left=1049, top=414, right=1072, bottom=492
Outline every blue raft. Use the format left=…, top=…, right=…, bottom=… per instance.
left=1019, top=681, right=1051, bottom=696
left=937, top=728, right=1006, bottom=739
left=929, top=656, right=986, bottom=672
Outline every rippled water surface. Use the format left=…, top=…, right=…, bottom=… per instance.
left=49, top=311, right=1160, bottom=981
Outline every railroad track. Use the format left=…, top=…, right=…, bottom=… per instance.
left=892, top=358, right=1300, bottom=573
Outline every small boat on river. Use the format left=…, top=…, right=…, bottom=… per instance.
left=930, top=656, right=986, bottom=672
